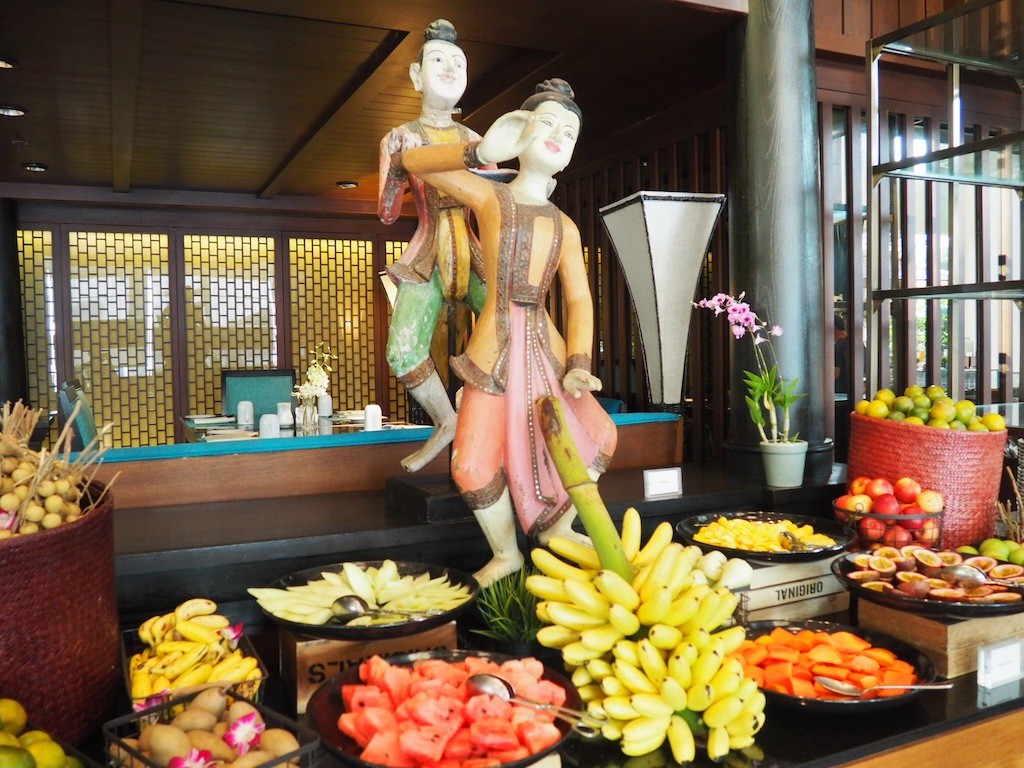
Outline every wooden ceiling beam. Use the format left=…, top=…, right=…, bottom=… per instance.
left=110, top=0, right=146, bottom=192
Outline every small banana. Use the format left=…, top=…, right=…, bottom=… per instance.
left=593, top=569, right=641, bottom=611
left=659, top=676, right=688, bottom=712
left=130, top=669, right=153, bottom=700
left=636, top=586, right=672, bottom=626
left=150, top=650, right=183, bottom=676
left=585, top=657, right=614, bottom=680
left=702, top=693, right=745, bottom=728
left=706, top=725, right=731, bottom=762
left=620, top=508, right=642, bottom=562
left=174, top=597, right=218, bottom=623
left=667, top=714, right=696, bottom=764
left=620, top=716, right=670, bottom=757
left=728, top=732, right=757, bottom=750
left=536, top=624, right=580, bottom=649
left=612, top=639, right=641, bottom=667
left=607, top=603, right=641, bottom=637
left=683, top=627, right=712, bottom=651
left=170, top=662, right=213, bottom=690
left=636, top=638, right=668, bottom=688
left=646, top=623, right=683, bottom=651
left=602, top=695, right=641, bottom=721
left=175, top=619, right=222, bottom=645
left=150, top=674, right=172, bottom=694
left=580, top=624, right=624, bottom=654
left=689, top=646, right=724, bottom=690
left=155, top=640, right=205, bottom=656
left=632, top=521, right=674, bottom=567
left=526, top=574, right=571, bottom=603
left=577, top=684, right=604, bottom=703
left=612, top=658, right=658, bottom=695
left=600, top=674, right=629, bottom=697
left=571, top=666, right=594, bottom=688
left=679, top=590, right=723, bottom=635
left=210, top=654, right=259, bottom=683
left=741, top=690, right=768, bottom=717
left=725, top=710, right=766, bottom=738
left=535, top=601, right=552, bottom=624
left=710, top=624, right=747, bottom=655
left=601, top=718, right=628, bottom=742
left=706, top=588, right=741, bottom=632
left=547, top=536, right=601, bottom=570
left=138, top=615, right=160, bottom=647
left=531, top=548, right=591, bottom=582
left=189, top=614, right=231, bottom=630
left=708, top=657, right=745, bottom=702
left=150, top=613, right=176, bottom=646
left=685, top=682, right=714, bottom=712
left=735, top=677, right=760, bottom=706
left=666, top=650, right=693, bottom=690
left=563, top=578, right=611, bottom=619
left=562, top=640, right=607, bottom=666
left=629, top=693, right=674, bottom=719
left=638, top=542, right=682, bottom=602
left=663, top=589, right=705, bottom=627
left=162, top=644, right=208, bottom=680
left=545, top=601, right=608, bottom=631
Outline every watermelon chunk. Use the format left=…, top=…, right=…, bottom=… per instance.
left=464, top=694, right=512, bottom=723
left=361, top=730, right=415, bottom=768
left=469, top=718, right=519, bottom=751
left=398, top=724, right=451, bottom=764
left=517, top=720, right=562, bottom=753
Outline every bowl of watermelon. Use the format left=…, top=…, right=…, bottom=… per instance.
left=306, top=649, right=580, bottom=768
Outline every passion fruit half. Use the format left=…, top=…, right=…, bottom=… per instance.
left=851, top=553, right=874, bottom=570
left=929, top=587, right=967, bottom=601
left=861, top=581, right=896, bottom=593
left=937, top=551, right=963, bottom=566
left=895, top=571, right=928, bottom=583
left=868, top=556, right=897, bottom=577
left=988, top=563, right=1024, bottom=580
left=913, top=549, right=943, bottom=569
left=846, top=569, right=882, bottom=583
left=988, top=592, right=1023, bottom=603
left=873, top=546, right=902, bottom=560
left=897, top=580, right=932, bottom=599
left=963, top=555, right=999, bottom=573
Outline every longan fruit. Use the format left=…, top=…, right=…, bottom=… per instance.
left=43, top=495, right=64, bottom=516
left=23, top=503, right=45, bottom=523
left=0, top=493, right=19, bottom=512
left=18, top=521, right=38, bottom=534
left=1, top=457, right=18, bottom=474
left=40, top=512, right=62, bottom=529
left=36, top=480, right=56, bottom=498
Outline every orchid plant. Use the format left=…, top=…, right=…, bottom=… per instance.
left=695, top=292, right=805, bottom=443
left=293, top=342, right=337, bottom=400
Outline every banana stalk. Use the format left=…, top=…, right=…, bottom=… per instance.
left=537, top=396, right=633, bottom=582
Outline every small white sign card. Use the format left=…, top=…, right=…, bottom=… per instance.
left=643, top=467, right=683, bottom=499
left=977, top=637, right=1024, bottom=690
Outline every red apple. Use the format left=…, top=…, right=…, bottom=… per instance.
left=882, top=524, right=913, bottom=547
left=864, top=477, right=895, bottom=499
left=858, top=516, right=886, bottom=541
left=871, top=493, right=901, bottom=516
left=898, top=504, right=926, bottom=531
left=916, top=489, right=944, bottom=513
left=893, top=477, right=923, bottom=504
left=917, top=517, right=940, bottom=545
left=848, top=476, right=873, bottom=495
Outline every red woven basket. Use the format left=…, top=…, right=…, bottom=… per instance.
left=847, top=413, right=1008, bottom=549
left=0, top=483, right=119, bottom=745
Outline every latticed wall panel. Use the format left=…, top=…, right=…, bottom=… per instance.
left=68, top=231, right=171, bottom=447
left=289, top=237, right=376, bottom=411
left=183, top=235, right=278, bottom=416
left=384, top=240, right=408, bottom=422
left=18, top=231, right=55, bottom=415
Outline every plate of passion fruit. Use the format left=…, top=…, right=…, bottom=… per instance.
left=831, top=544, right=1024, bottom=618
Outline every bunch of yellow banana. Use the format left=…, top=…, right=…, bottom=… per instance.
left=129, top=597, right=262, bottom=703
left=527, top=508, right=766, bottom=763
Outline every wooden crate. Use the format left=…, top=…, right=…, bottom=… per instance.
left=279, top=621, right=458, bottom=713
left=858, top=601, right=1024, bottom=678
left=736, top=554, right=849, bottom=623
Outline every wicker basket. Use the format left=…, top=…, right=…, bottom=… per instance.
left=0, top=483, right=119, bottom=746
left=847, top=413, right=1007, bottom=549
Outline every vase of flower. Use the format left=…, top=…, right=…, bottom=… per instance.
left=298, top=395, right=318, bottom=435
left=760, top=439, right=808, bottom=487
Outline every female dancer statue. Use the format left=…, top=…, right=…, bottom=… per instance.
left=398, top=80, right=617, bottom=584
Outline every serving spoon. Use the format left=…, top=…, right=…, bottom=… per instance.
left=466, top=673, right=606, bottom=737
left=779, top=531, right=818, bottom=552
left=939, top=564, right=1024, bottom=589
left=814, top=675, right=953, bottom=697
left=330, top=595, right=445, bottom=624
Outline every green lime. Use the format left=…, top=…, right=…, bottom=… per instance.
left=892, top=396, right=915, bottom=414
left=980, top=538, right=1011, bottom=561
left=968, top=422, right=990, bottom=432
left=887, top=411, right=907, bottom=422
left=911, top=394, right=933, bottom=410
left=874, top=388, right=897, bottom=406
left=929, top=401, right=957, bottom=424
left=904, top=416, right=925, bottom=426
left=954, top=400, right=976, bottom=424
left=956, top=545, right=980, bottom=556
left=24, top=740, right=63, bottom=768
left=1004, top=540, right=1022, bottom=552
left=948, top=419, right=967, bottom=430
left=0, top=746, right=36, bottom=768
left=1009, top=548, right=1024, bottom=566
left=925, top=385, right=948, bottom=401
left=911, top=407, right=932, bottom=422
left=927, top=418, right=951, bottom=429
left=904, top=385, right=925, bottom=398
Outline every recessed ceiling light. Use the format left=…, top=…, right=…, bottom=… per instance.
left=0, top=57, right=16, bottom=69
left=336, top=180, right=358, bottom=189
left=22, top=162, right=47, bottom=173
left=0, top=106, right=25, bottom=117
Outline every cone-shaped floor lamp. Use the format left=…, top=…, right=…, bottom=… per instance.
left=600, top=191, right=725, bottom=407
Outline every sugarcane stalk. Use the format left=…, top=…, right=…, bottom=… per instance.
left=537, top=396, right=634, bottom=582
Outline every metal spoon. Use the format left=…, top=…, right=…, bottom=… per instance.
left=939, top=564, right=1023, bottom=589
left=330, top=594, right=445, bottom=624
left=466, top=673, right=605, bottom=737
left=779, top=531, right=816, bottom=552
left=814, top=675, right=953, bottom=697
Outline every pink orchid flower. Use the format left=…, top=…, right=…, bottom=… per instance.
left=168, top=749, right=214, bottom=768
left=133, top=690, right=171, bottom=712
left=220, top=622, right=244, bottom=650
left=223, top=711, right=265, bottom=755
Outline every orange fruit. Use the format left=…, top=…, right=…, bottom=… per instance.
left=925, top=385, right=947, bottom=401
left=854, top=399, right=871, bottom=416
left=904, top=385, right=925, bottom=398
left=929, top=401, right=957, bottom=424
left=887, top=411, right=907, bottom=422
left=954, top=400, right=976, bottom=424
left=865, top=400, right=890, bottom=419
left=892, top=396, right=914, bottom=414
left=967, top=422, right=990, bottom=432
left=927, top=418, right=951, bottom=429
left=981, top=413, right=1006, bottom=432
left=911, top=394, right=932, bottom=410
left=903, top=416, right=925, bottom=426
left=873, top=388, right=896, bottom=406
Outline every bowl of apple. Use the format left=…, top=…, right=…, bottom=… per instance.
left=834, top=475, right=944, bottom=551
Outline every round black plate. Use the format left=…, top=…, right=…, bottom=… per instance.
left=306, top=649, right=578, bottom=768
left=744, top=619, right=938, bottom=711
left=675, top=510, right=854, bottom=562
left=832, top=554, right=1024, bottom=618
left=257, top=560, right=479, bottom=640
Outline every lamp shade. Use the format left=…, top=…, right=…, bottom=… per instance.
left=600, top=191, right=725, bottom=406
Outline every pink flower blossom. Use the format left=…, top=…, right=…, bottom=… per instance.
left=168, top=749, right=214, bottom=768
left=771, top=325, right=783, bottom=337
left=224, top=711, right=264, bottom=755
left=220, top=623, right=244, bottom=650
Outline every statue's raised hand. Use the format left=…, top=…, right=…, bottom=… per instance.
left=477, top=110, right=539, bottom=165
left=563, top=368, right=602, bottom=399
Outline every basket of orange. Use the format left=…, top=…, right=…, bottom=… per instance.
left=847, top=385, right=1007, bottom=550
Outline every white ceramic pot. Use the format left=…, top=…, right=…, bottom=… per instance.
left=760, top=440, right=808, bottom=488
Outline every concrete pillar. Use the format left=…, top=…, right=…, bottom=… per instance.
left=0, top=200, right=29, bottom=406
left=727, top=0, right=833, bottom=480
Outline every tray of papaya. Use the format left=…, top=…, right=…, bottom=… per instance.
left=737, top=620, right=939, bottom=711
left=306, top=649, right=580, bottom=768
left=676, top=510, right=854, bottom=562
left=831, top=546, right=1024, bottom=618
